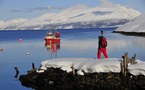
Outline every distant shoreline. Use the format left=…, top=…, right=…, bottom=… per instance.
left=0, top=27, right=118, bottom=31
left=112, top=31, right=145, bottom=36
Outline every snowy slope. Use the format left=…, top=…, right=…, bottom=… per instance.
left=114, top=14, right=145, bottom=32
left=0, top=18, right=28, bottom=30
left=0, top=3, right=141, bottom=30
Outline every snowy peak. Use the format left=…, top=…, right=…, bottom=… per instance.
left=45, top=3, right=140, bottom=23
left=116, top=4, right=141, bottom=19
left=49, top=4, right=90, bottom=23
left=0, top=2, right=141, bottom=30
left=91, top=3, right=140, bottom=20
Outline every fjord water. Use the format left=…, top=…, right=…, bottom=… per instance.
left=0, top=28, right=145, bottom=90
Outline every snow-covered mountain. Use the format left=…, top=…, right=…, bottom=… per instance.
left=0, top=2, right=141, bottom=30
left=0, top=18, right=28, bottom=30
left=114, top=14, right=145, bottom=33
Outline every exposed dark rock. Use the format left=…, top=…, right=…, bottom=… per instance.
left=112, top=31, right=145, bottom=37
left=19, top=67, right=145, bottom=90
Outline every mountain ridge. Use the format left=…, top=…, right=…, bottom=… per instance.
left=0, top=3, right=141, bottom=30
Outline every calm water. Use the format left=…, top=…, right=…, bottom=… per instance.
left=0, top=28, right=145, bottom=90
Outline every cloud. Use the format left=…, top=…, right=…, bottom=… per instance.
left=100, top=0, right=110, bottom=4
left=11, top=6, right=64, bottom=13
left=99, top=0, right=113, bottom=5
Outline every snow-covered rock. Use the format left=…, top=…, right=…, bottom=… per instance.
left=114, top=14, right=145, bottom=33
left=39, top=58, right=122, bottom=75
left=37, top=58, right=145, bottom=76
left=128, top=60, right=145, bottom=75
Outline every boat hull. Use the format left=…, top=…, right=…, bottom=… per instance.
left=45, top=38, right=60, bottom=44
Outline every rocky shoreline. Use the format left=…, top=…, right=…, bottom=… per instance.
left=19, top=67, right=145, bottom=90
left=112, top=31, right=145, bottom=36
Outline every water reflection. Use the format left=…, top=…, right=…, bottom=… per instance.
left=61, top=38, right=132, bottom=53
left=45, top=41, right=60, bottom=59
left=108, top=36, right=145, bottom=52
left=60, top=35, right=145, bottom=60
left=131, top=37, right=145, bottom=49
left=14, top=67, right=19, bottom=78
left=61, top=39, right=97, bottom=53
left=107, top=39, right=132, bottom=52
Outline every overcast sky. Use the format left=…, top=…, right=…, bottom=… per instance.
left=0, top=0, right=145, bottom=21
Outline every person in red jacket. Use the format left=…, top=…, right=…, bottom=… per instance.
left=97, top=31, right=109, bottom=59
left=55, top=32, right=60, bottom=38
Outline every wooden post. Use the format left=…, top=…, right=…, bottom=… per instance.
left=32, top=63, right=35, bottom=70
left=71, top=65, right=75, bottom=75
left=121, top=53, right=137, bottom=76
left=122, top=52, right=128, bottom=76
left=124, top=53, right=127, bottom=76
left=131, top=54, right=136, bottom=64
left=82, top=70, right=86, bottom=75
left=125, top=52, right=129, bottom=67
left=121, top=55, right=125, bottom=76
left=14, top=67, right=19, bottom=78
left=14, top=67, right=19, bottom=73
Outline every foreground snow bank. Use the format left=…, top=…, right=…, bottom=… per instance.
left=38, top=58, right=122, bottom=75
left=20, top=58, right=145, bottom=89
left=37, top=58, right=145, bottom=76
left=128, top=60, right=145, bottom=75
